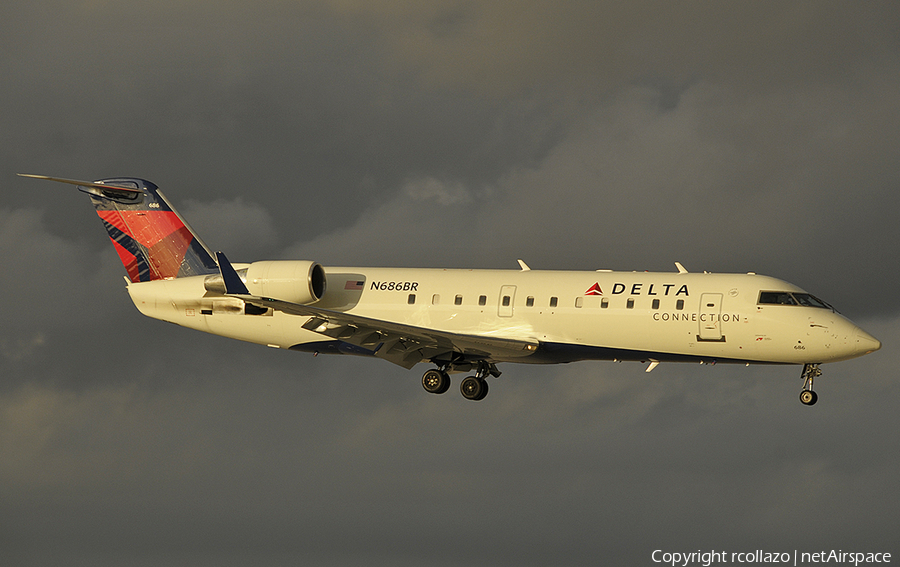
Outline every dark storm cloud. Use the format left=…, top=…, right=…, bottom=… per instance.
left=4, top=0, right=562, bottom=242
left=1, top=1, right=898, bottom=566
left=336, top=1, right=898, bottom=97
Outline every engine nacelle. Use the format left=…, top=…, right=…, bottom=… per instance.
left=203, top=260, right=326, bottom=304
left=243, top=260, right=326, bottom=304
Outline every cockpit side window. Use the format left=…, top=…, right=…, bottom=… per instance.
left=759, top=291, right=797, bottom=305
left=758, top=291, right=833, bottom=310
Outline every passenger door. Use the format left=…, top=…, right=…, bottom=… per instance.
left=698, top=293, right=724, bottom=341
left=498, top=285, right=516, bottom=317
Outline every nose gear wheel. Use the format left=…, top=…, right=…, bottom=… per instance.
left=799, top=363, right=821, bottom=406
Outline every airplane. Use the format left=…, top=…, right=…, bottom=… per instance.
left=20, top=174, right=882, bottom=405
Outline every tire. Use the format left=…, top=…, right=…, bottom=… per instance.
left=422, top=369, right=450, bottom=394
left=474, top=379, right=489, bottom=401
left=460, top=376, right=487, bottom=401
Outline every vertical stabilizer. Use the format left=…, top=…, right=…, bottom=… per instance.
left=19, top=174, right=218, bottom=282
left=86, top=177, right=219, bottom=282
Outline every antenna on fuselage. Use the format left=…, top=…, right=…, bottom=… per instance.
left=674, top=262, right=689, bottom=274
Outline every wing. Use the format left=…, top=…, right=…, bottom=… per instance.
left=214, top=252, right=539, bottom=369
left=246, top=294, right=539, bottom=369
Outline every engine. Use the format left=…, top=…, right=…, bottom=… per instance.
left=204, top=260, right=326, bottom=304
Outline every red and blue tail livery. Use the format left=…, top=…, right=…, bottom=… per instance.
left=20, top=174, right=218, bottom=282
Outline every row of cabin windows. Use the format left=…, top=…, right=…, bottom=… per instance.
left=420, top=294, right=553, bottom=307
left=407, top=294, right=687, bottom=311
left=579, top=297, right=685, bottom=310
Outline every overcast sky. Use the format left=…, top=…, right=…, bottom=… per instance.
left=1, top=2, right=898, bottom=565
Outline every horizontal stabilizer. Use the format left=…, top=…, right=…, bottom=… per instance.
left=17, top=173, right=143, bottom=193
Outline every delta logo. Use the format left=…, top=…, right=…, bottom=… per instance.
left=584, top=282, right=690, bottom=296
left=585, top=283, right=603, bottom=296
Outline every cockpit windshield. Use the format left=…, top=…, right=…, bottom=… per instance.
left=758, top=291, right=834, bottom=311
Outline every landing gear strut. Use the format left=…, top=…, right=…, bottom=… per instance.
left=799, top=363, right=821, bottom=406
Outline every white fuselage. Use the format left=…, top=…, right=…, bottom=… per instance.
left=126, top=266, right=880, bottom=367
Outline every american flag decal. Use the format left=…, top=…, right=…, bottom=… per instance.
left=345, top=280, right=365, bottom=291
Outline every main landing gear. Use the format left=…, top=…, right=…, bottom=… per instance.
left=799, top=363, right=822, bottom=406
left=421, top=361, right=500, bottom=401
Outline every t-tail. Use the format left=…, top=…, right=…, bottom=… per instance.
left=18, top=174, right=218, bottom=282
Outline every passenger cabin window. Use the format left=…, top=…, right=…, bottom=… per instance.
left=601, top=298, right=609, bottom=309
left=526, top=296, right=534, bottom=307
left=676, top=299, right=684, bottom=310
left=626, top=298, right=634, bottom=309
left=408, top=294, right=416, bottom=305
left=575, top=297, right=583, bottom=308
left=549, top=297, right=558, bottom=308
left=652, top=299, right=660, bottom=309
left=455, top=295, right=463, bottom=305
left=432, top=294, right=440, bottom=305
left=478, top=295, right=487, bottom=306
left=502, top=296, right=511, bottom=307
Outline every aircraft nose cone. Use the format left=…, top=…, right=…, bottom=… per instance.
left=855, top=327, right=881, bottom=355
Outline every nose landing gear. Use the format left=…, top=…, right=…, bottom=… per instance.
left=799, top=363, right=821, bottom=406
